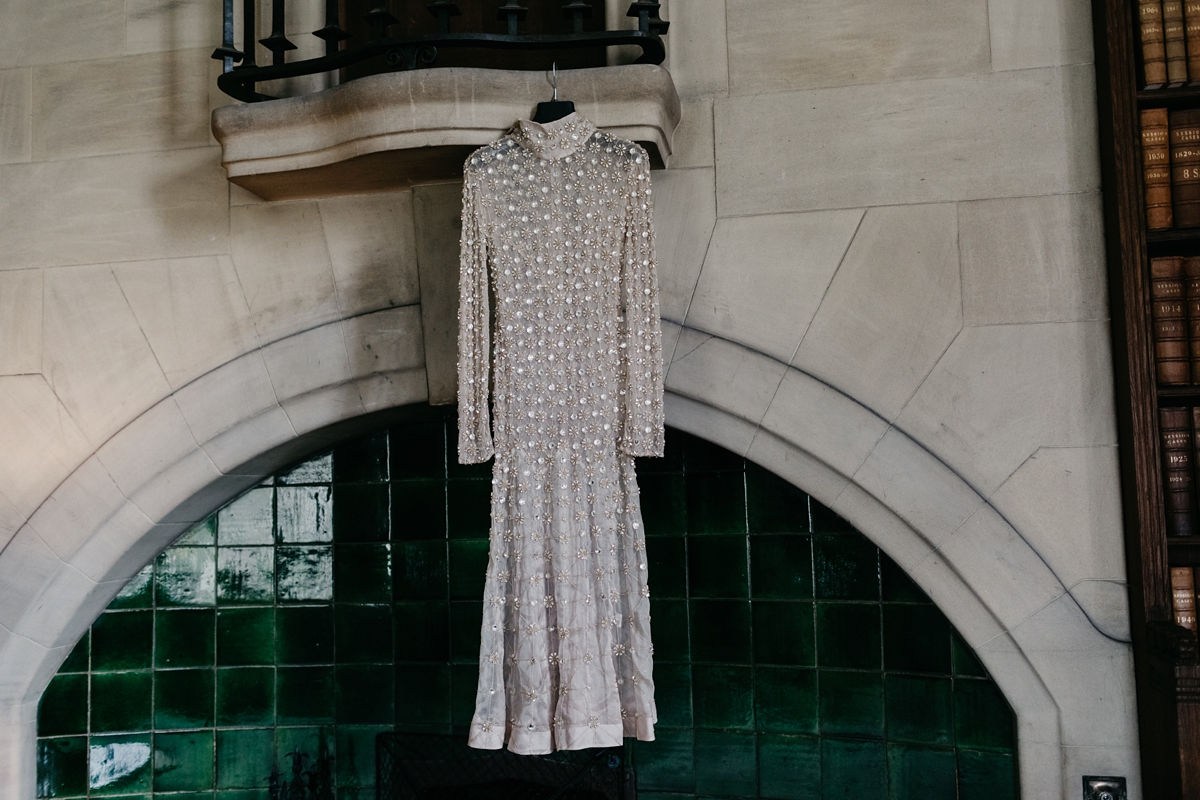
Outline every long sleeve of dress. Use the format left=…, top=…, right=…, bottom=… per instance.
left=617, top=150, right=665, bottom=458
left=457, top=169, right=494, bottom=464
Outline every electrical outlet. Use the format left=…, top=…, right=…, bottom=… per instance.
left=1083, top=776, right=1127, bottom=800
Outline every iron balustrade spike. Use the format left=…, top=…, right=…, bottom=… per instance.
left=497, top=2, right=528, bottom=36
left=562, top=1, right=591, bottom=33
left=212, top=0, right=668, bottom=103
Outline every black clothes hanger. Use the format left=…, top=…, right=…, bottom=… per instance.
left=533, top=63, right=575, bottom=123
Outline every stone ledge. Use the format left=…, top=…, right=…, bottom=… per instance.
left=211, top=64, right=682, bottom=201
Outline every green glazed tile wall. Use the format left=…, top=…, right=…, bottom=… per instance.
left=37, top=411, right=1017, bottom=800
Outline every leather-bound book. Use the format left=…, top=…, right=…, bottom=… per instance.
left=1187, top=257, right=1200, bottom=381
left=1172, top=109, right=1200, bottom=228
left=1186, top=0, right=1200, bottom=80
left=1163, top=407, right=1196, bottom=536
left=1153, top=256, right=1191, bottom=384
left=1168, top=0, right=1190, bottom=84
left=1143, top=108, right=1174, bottom=229
left=1144, top=0, right=1169, bottom=87
left=1173, top=566, right=1198, bottom=631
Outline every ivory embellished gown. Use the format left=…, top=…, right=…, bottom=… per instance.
left=456, top=113, right=664, bottom=755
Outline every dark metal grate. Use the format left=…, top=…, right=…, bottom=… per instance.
left=376, top=733, right=633, bottom=800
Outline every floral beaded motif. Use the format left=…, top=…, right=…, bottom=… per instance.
left=457, top=113, right=664, bottom=755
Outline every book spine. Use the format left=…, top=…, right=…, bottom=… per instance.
left=1173, top=566, right=1198, bottom=631
left=1187, top=0, right=1200, bottom=80
left=1144, top=108, right=1174, bottom=230
left=1153, top=256, right=1191, bottom=384
left=1169, top=0, right=1190, bottom=84
left=1172, top=110, right=1200, bottom=228
left=1146, top=0, right=1169, bottom=87
left=1163, top=407, right=1196, bottom=536
left=1187, top=257, right=1200, bottom=382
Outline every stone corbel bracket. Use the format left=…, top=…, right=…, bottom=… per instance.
left=211, top=64, right=682, bottom=201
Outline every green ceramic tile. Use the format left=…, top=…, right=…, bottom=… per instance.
left=110, top=566, right=153, bottom=610
left=276, top=546, right=333, bottom=602
left=688, top=535, right=748, bottom=598
left=952, top=633, right=987, bottom=678
left=685, top=436, right=744, bottom=472
left=216, top=668, right=274, bottom=727
left=758, top=734, right=820, bottom=800
left=886, top=743, right=957, bottom=800
left=335, top=725, right=389, bottom=790
left=451, top=663, right=480, bottom=727
left=273, top=726, right=334, bottom=770
left=216, top=729, right=273, bottom=789
left=276, top=666, right=335, bottom=724
left=639, top=473, right=687, bottom=536
left=92, top=611, right=152, bottom=671
left=155, top=609, right=215, bottom=668
left=448, top=540, right=490, bottom=600
left=634, top=728, right=694, bottom=793
left=653, top=664, right=693, bottom=728
left=956, top=749, right=1017, bottom=800
left=334, top=544, right=392, bottom=603
left=178, top=518, right=217, bottom=546
left=645, top=536, right=687, bottom=598
left=820, top=738, right=886, bottom=800
left=90, top=672, right=152, bottom=733
left=390, top=421, right=446, bottom=480
left=885, top=675, right=953, bottom=746
left=447, top=456, right=492, bottom=481
left=333, top=483, right=390, bottom=543
left=335, top=604, right=393, bottom=664
left=689, top=600, right=751, bottom=663
left=753, top=602, right=815, bottom=666
left=750, top=535, right=813, bottom=600
left=394, top=664, right=451, bottom=726
left=217, top=608, right=275, bottom=666
left=818, top=671, right=884, bottom=739
left=276, top=606, right=334, bottom=665
left=218, top=791, right=271, bottom=800
left=59, top=632, right=89, bottom=674
left=883, top=605, right=950, bottom=674
left=390, top=480, right=447, bottom=540
left=754, top=667, right=818, bottom=735
left=394, top=601, right=450, bottom=661
left=155, top=669, right=215, bottom=729
left=692, top=665, right=753, bottom=729
left=650, top=599, right=689, bottom=662
left=217, top=547, right=274, bottom=604
left=88, top=733, right=152, bottom=795
left=816, top=604, right=880, bottom=670
left=813, top=534, right=878, bottom=601
left=334, top=433, right=389, bottom=483
left=880, top=556, right=927, bottom=603
left=38, top=674, right=87, bottom=737
left=154, top=730, right=214, bottom=792
left=447, top=480, right=491, bottom=539
left=276, top=486, right=333, bottom=544
left=953, top=680, right=1015, bottom=752
left=638, top=427, right=684, bottom=473
left=809, top=500, right=853, bottom=533
left=336, top=664, right=395, bottom=724
left=37, top=736, right=87, bottom=798
left=156, top=546, right=217, bottom=606
left=217, top=489, right=274, bottom=546
left=686, top=472, right=746, bottom=535
left=278, top=453, right=333, bottom=485
left=393, top=541, right=448, bottom=601
left=449, top=602, right=483, bottom=662
left=746, top=464, right=809, bottom=534
left=694, top=730, right=756, bottom=797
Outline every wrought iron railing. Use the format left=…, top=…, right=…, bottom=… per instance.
left=211, top=1, right=669, bottom=103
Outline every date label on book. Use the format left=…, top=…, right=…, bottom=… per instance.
left=1083, top=776, right=1126, bottom=800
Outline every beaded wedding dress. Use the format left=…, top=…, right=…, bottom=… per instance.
left=456, top=113, right=664, bottom=755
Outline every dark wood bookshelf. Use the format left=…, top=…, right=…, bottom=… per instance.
left=1093, top=0, right=1200, bottom=794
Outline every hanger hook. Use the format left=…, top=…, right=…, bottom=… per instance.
left=551, top=61, right=558, bottom=102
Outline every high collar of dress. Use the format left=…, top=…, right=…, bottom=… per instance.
left=512, top=113, right=596, bottom=160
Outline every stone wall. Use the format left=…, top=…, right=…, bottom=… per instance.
left=0, top=0, right=1133, bottom=797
